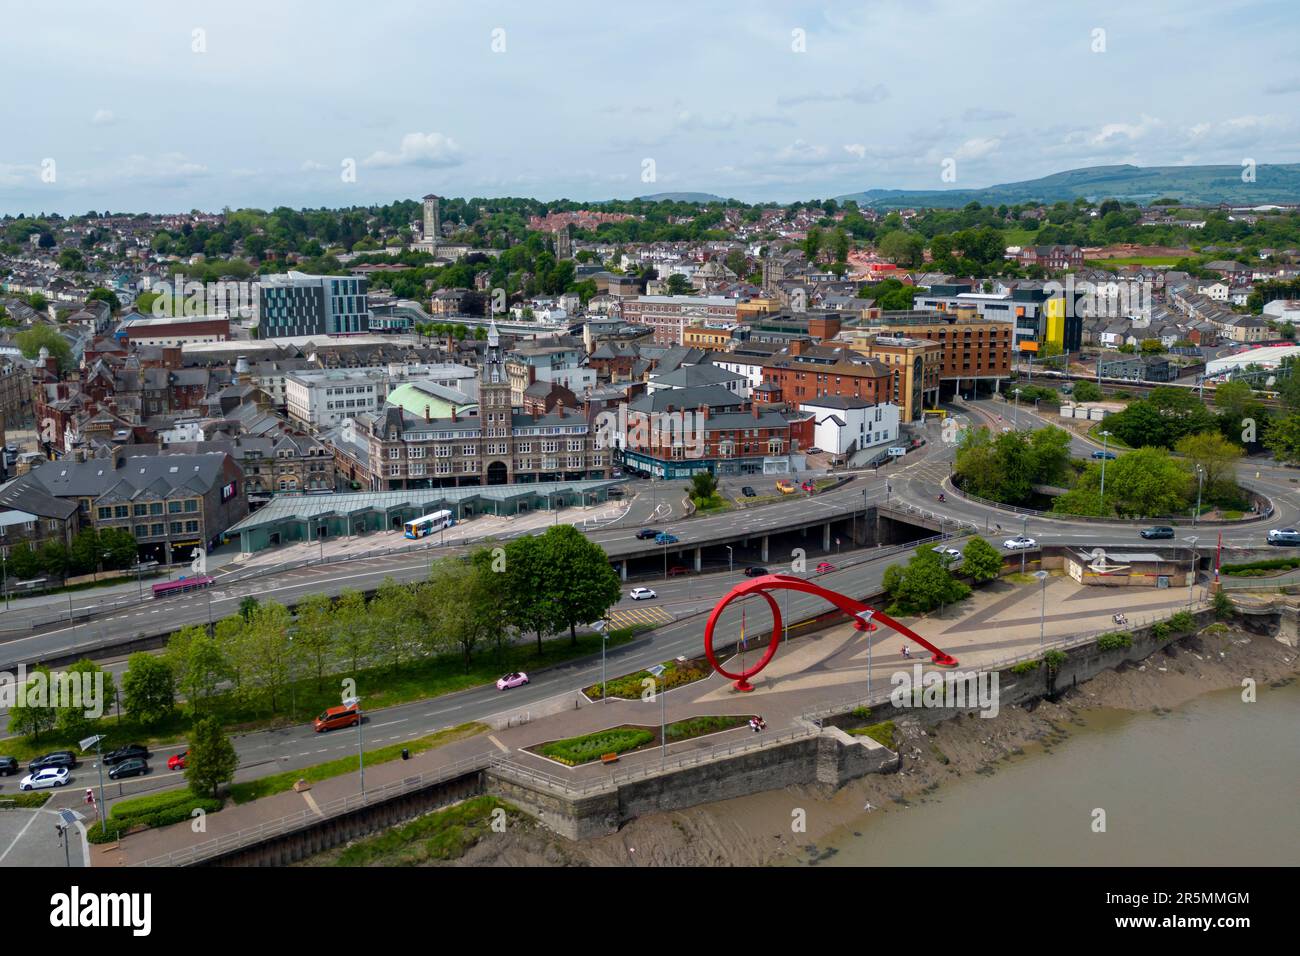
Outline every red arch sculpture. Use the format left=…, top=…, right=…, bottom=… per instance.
left=704, top=573, right=960, bottom=691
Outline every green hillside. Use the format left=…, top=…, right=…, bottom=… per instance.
left=838, top=163, right=1300, bottom=208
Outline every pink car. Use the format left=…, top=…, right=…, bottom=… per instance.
left=496, top=672, right=529, bottom=691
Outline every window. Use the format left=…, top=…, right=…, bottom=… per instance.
left=97, top=507, right=112, bottom=520
left=133, top=504, right=148, bottom=517
left=185, top=520, right=199, bottom=533
left=168, top=501, right=183, bottom=514
left=135, top=524, right=149, bottom=537
left=184, top=499, right=198, bottom=512
left=114, top=505, right=129, bottom=519
left=169, top=522, right=183, bottom=534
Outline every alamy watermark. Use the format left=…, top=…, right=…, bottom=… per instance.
left=0, top=665, right=105, bottom=719
left=594, top=403, right=705, bottom=460
left=889, top=663, right=1000, bottom=718
left=147, top=279, right=256, bottom=319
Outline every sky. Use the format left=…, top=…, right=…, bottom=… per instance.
left=3, top=0, right=1299, bottom=215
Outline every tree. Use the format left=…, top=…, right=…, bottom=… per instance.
left=58, top=248, right=85, bottom=271
left=665, top=273, right=692, bottom=296
left=232, top=601, right=293, bottom=713
left=369, top=576, right=418, bottom=672
left=1059, top=447, right=1190, bottom=518
left=168, top=626, right=230, bottom=717
left=961, top=537, right=1004, bottom=583
left=539, top=525, right=622, bottom=644
left=689, top=471, right=718, bottom=503
left=185, top=717, right=238, bottom=799
left=887, top=548, right=970, bottom=615
left=14, top=325, right=72, bottom=370
left=1072, top=380, right=1103, bottom=403
left=86, top=287, right=121, bottom=314
left=292, top=593, right=336, bottom=689
left=99, top=527, right=138, bottom=569
left=122, top=653, right=174, bottom=727
left=9, top=542, right=41, bottom=580
left=1173, top=432, right=1241, bottom=496
left=1265, top=413, right=1300, bottom=465
left=55, top=659, right=114, bottom=741
left=332, top=589, right=371, bottom=675
left=878, top=230, right=924, bottom=267
left=803, top=227, right=822, bottom=263
left=7, top=665, right=57, bottom=741
left=501, top=535, right=554, bottom=653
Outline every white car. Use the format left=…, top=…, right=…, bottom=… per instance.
left=629, top=587, right=657, bottom=601
left=1003, top=536, right=1037, bottom=550
left=1266, top=528, right=1300, bottom=546
left=20, top=767, right=70, bottom=791
left=932, top=547, right=963, bottom=561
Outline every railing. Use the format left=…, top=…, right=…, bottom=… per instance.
left=947, top=481, right=1274, bottom=528
left=131, top=751, right=503, bottom=868
left=800, top=601, right=1211, bottom=725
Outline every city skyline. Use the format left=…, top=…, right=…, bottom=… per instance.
left=4, top=0, right=1300, bottom=215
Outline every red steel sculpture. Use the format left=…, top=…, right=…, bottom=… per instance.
left=704, top=573, right=960, bottom=691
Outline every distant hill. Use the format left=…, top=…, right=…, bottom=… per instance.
left=635, top=191, right=728, bottom=203
left=837, top=163, right=1300, bottom=208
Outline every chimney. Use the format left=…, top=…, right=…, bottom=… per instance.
left=531, top=405, right=539, bottom=422
left=451, top=406, right=458, bottom=422
left=701, top=404, right=709, bottom=420
left=557, top=401, right=565, bottom=418
left=752, top=401, right=760, bottom=419
left=424, top=405, right=431, bottom=424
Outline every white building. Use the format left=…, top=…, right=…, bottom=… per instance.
left=1205, top=344, right=1300, bottom=377
left=285, top=368, right=387, bottom=429
left=1263, top=299, right=1300, bottom=325
left=799, top=397, right=900, bottom=456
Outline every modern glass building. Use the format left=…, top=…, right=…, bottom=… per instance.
left=257, top=271, right=370, bottom=337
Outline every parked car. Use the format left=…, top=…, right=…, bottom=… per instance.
left=0, top=757, right=18, bottom=776
left=1003, top=536, right=1037, bottom=550
left=29, top=751, right=76, bottom=773
left=932, top=546, right=963, bottom=561
left=1140, top=526, right=1175, bottom=539
left=667, top=565, right=690, bottom=576
left=776, top=480, right=795, bottom=494
left=109, top=758, right=149, bottom=781
left=167, top=751, right=188, bottom=771
left=1091, top=450, right=1117, bottom=460
left=807, top=447, right=823, bottom=455
left=744, top=566, right=769, bottom=577
left=1267, top=528, right=1300, bottom=546
left=103, top=744, right=150, bottom=766
left=655, top=532, right=679, bottom=545
left=741, top=486, right=757, bottom=497
left=815, top=562, right=835, bottom=574
left=629, top=587, right=657, bottom=600
left=19, top=767, right=70, bottom=791
left=496, top=672, right=529, bottom=691
left=635, top=528, right=658, bottom=540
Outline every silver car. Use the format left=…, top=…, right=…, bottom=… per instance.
left=1267, top=528, right=1300, bottom=546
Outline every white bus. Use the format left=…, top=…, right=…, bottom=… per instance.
left=404, top=510, right=455, bottom=538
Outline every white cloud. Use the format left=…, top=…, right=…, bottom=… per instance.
left=674, top=111, right=735, bottom=132
left=361, top=132, right=463, bottom=169
left=955, top=137, right=1001, bottom=161
left=776, top=84, right=889, bottom=108
left=300, top=159, right=327, bottom=172
left=843, top=143, right=867, bottom=159
left=91, top=109, right=115, bottom=126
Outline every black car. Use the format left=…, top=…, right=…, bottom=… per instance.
left=1140, top=526, right=1175, bottom=539
left=1091, top=450, right=1117, bottom=460
left=744, top=566, right=769, bottom=577
left=0, top=756, right=18, bottom=776
left=108, top=758, right=149, bottom=781
left=29, top=751, right=76, bottom=772
left=635, top=528, right=658, bottom=540
left=104, top=744, right=150, bottom=766
left=741, top=486, right=757, bottom=497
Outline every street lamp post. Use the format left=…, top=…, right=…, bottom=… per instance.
left=79, top=734, right=108, bottom=833
left=1034, top=570, right=1049, bottom=651
left=1099, top=430, right=1112, bottom=503
left=1186, top=536, right=1199, bottom=609
left=1021, top=514, right=1029, bottom=575
left=647, top=662, right=667, bottom=771
left=593, top=619, right=610, bottom=703
left=1014, top=388, right=1022, bottom=429
left=725, top=545, right=733, bottom=575
left=1194, top=466, right=1205, bottom=524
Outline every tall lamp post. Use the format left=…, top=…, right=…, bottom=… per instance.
left=592, top=619, right=610, bottom=703
left=1193, top=465, right=1205, bottom=525
left=1034, top=570, right=1049, bottom=651
left=1020, top=514, right=1030, bottom=575
left=1186, top=536, right=1199, bottom=610
left=1013, top=387, right=1022, bottom=429
left=1099, top=430, right=1112, bottom=504
left=725, top=545, right=733, bottom=575
left=344, top=695, right=364, bottom=797
left=79, top=734, right=109, bottom=833
left=647, top=662, right=667, bottom=770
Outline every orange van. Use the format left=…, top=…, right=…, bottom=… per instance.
left=313, top=702, right=361, bottom=732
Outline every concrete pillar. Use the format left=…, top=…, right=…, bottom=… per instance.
left=694, top=547, right=702, bottom=572
left=620, top=560, right=628, bottom=582
left=823, top=523, right=831, bottom=552
left=760, top=535, right=769, bottom=562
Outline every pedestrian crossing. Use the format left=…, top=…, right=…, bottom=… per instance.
left=608, top=604, right=674, bottom=630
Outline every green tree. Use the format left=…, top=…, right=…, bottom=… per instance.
left=58, top=248, right=85, bottom=271
left=185, top=716, right=238, bottom=798
left=501, top=535, right=554, bottom=654
left=1071, top=380, right=1103, bottom=403
left=665, top=273, right=692, bottom=295
left=55, top=659, right=115, bottom=741
left=86, top=287, right=121, bottom=313
left=369, top=576, right=418, bottom=672
left=7, top=665, right=57, bottom=741
left=961, top=537, right=1004, bottom=583
left=539, top=525, right=622, bottom=644
left=121, top=653, right=175, bottom=727
left=292, top=593, right=336, bottom=689
left=14, top=325, right=72, bottom=370
left=888, top=548, right=970, bottom=615
left=1173, top=432, right=1241, bottom=497
left=689, top=471, right=718, bottom=503
left=232, top=601, right=293, bottom=713
left=878, top=230, right=924, bottom=267
left=332, top=589, right=371, bottom=675
left=1265, top=413, right=1300, bottom=465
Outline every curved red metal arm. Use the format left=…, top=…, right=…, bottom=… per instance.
left=703, top=573, right=959, bottom=691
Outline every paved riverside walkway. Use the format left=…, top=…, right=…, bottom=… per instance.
left=96, top=574, right=1196, bottom=866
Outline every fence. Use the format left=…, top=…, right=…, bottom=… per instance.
left=947, top=482, right=1274, bottom=528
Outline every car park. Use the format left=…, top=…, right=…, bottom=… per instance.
left=104, top=744, right=150, bottom=766
left=629, top=587, right=657, bottom=600
left=1267, top=528, right=1300, bottom=546
left=1140, top=526, right=1175, bottom=539
left=1091, top=450, right=1117, bottom=460
left=496, top=672, right=529, bottom=691
left=29, top=751, right=76, bottom=773
left=0, top=757, right=18, bottom=776
left=655, top=532, right=679, bottom=545
left=109, top=758, right=149, bottom=781
left=635, top=528, right=658, bottom=539
left=167, top=751, right=188, bottom=771
left=19, top=767, right=69, bottom=791
left=744, top=566, right=769, bottom=577
left=741, top=486, right=757, bottom=497
left=1003, top=536, right=1037, bottom=550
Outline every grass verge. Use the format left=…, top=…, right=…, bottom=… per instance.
left=328, top=795, right=522, bottom=866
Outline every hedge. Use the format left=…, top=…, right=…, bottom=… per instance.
left=1009, top=660, right=1041, bottom=675
left=87, top=790, right=223, bottom=843
left=849, top=720, right=897, bottom=749
left=538, top=727, right=654, bottom=766
left=1097, top=631, right=1133, bottom=651
left=1221, top=557, right=1300, bottom=575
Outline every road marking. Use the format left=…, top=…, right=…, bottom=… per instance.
left=301, top=790, right=323, bottom=816
left=369, top=719, right=406, bottom=729
left=487, top=734, right=509, bottom=753
left=0, top=802, right=43, bottom=865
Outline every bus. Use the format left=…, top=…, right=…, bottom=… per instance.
left=404, top=510, right=455, bottom=538
left=152, top=575, right=215, bottom=599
